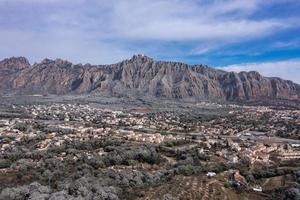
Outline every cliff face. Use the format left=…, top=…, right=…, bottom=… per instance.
left=0, top=57, right=31, bottom=93
left=0, top=55, right=299, bottom=102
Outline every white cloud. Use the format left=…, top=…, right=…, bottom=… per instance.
left=0, top=29, right=134, bottom=65
left=271, top=39, right=300, bottom=49
left=1, top=0, right=295, bottom=41
left=221, top=60, right=300, bottom=84
left=108, top=0, right=292, bottom=41
left=0, top=0, right=299, bottom=64
left=0, top=0, right=80, bottom=3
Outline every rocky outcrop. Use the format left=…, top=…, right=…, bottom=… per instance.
left=0, top=57, right=31, bottom=93
left=0, top=55, right=299, bottom=102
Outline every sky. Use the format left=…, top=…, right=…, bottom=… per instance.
left=0, top=0, right=300, bottom=83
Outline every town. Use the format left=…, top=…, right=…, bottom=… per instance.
left=0, top=98, right=299, bottom=200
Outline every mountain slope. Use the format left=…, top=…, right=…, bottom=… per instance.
left=0, top=55, right=299, bottom=102
left=0, top=57, right=31, bottom=93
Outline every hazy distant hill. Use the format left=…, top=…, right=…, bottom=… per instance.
left=0, top=54, right=299, bottom=102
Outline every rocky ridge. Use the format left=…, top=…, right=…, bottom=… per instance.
left=0, top=55, right=299, bottom=103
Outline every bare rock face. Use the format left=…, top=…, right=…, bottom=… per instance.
left=0, top=55, right=299, bottom=103
left=0, top=57, right=30, bottom=71
left=0, top=57, right=31, bottom=93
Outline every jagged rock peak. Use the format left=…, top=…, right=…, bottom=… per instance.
left=54, top=58, right=73, bottom=67
left=130, top=54, right=154, bottom=62
left=0, top=55, right=299, bottom=103
left=41, top=58, right=54, bottom=64
left=41, top=58, right=73, bottom=67
left=0, top=56, right=31, bottom=70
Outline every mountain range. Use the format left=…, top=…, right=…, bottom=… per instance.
left=0, top=54, right=299, bottom=103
